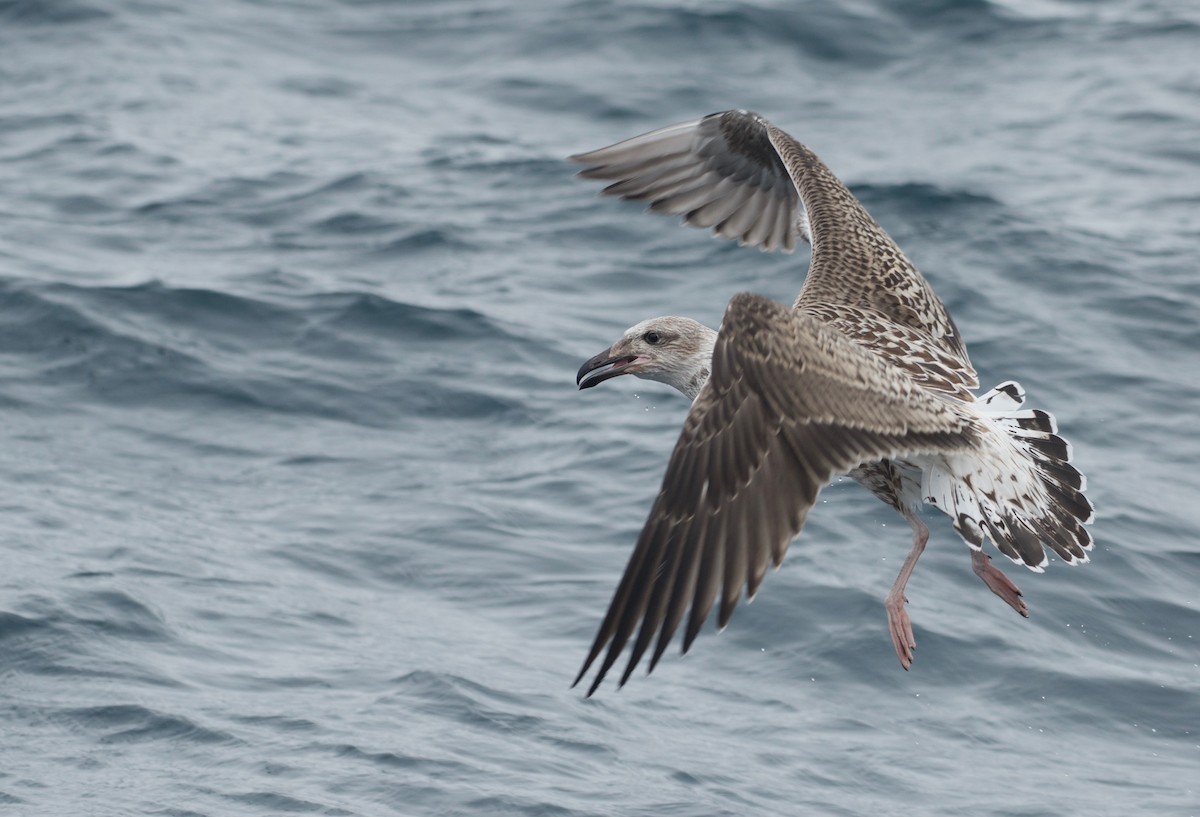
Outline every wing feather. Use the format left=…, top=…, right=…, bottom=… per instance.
left=571, top=111, right=805, bottom=253
left=762, top=120, right=972, bottom=367
left=572, top=110, right=976, bottom=378
left=575, top=293, right=980, bottom=694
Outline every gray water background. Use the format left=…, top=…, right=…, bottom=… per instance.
left=1, top=1, right=1198, bottom=815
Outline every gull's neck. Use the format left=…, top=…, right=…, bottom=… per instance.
left=675, top=328, right=717, bottom=402
left=680, top=365, right=710, bottom=402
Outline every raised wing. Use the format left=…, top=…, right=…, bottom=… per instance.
left=570, top=113, right=806, bottom=252
left=757, top=117, right=972, bottom=369
left=574, top=293, right=978, bottom=695
left=571, top=109, right=974, bottom=373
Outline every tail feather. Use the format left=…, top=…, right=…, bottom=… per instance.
left=990, top=515, right=1048, bottom=571
left=976, top=381, right=1025, bottom=410
left=1045, top=480, right=1096, bottom=527
left=1022, top=433, right=1072, bottom=464
left=922, top=380, right=1094, bottom=570
left=1032, top=458, right=1087, bottom=492
left=1030, top=514, right=1090, bottom=563
left=991, top=409, right=1057, bottom=435
left=1016, top=409, right=1055, bottom=433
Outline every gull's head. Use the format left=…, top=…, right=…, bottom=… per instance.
left=576, top=316, right=718, bottom=401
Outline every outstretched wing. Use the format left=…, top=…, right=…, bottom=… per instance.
left=574, top=293, right=977, bottom=695
left=570, top=113, right=806, bottom=252
left=571, top=109, right=974, bottom=375
left=762, top=119, right=972, bottom=368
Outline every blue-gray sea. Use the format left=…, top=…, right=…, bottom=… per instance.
left=1, top=1, right=1198, bottom=815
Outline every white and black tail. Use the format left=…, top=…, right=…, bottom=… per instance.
left=923, top=381, right=1094, bottom=570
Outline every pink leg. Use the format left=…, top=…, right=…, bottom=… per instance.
left=885, top=513, right=928, bottom=670
left=971, top=550, right=1028, bottom=617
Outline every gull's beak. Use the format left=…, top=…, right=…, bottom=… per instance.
left=577, top=349, right=640, bottom=390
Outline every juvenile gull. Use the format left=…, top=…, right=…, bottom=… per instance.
left=570, top=110, right=1094, bottom=695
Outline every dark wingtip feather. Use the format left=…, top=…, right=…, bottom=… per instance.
left=585, top=673, right=605, bottom=698
left=576, top=165, right=613, bottom=180
left=573, top=642, right=606, bottom=695
left=718, top=592, right=739, bottom=630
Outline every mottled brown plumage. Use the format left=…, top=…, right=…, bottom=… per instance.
left=572, top=109, right=975, bottom=382
left=570, top=111, right=1093, bottom=694
left=575, top=295, right=983, bottom=694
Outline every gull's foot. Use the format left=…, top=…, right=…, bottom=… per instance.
left=884, top=592, right=916, bottom=670
left=972, top=551, right=1028, bottom=617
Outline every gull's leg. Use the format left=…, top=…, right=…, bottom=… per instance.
left=884, top=512, right=928, bottom=670
left=971, top=550, right=1028, bottom=617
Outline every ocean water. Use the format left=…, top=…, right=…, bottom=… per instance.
left=1, top=0, right=1198, bottom=814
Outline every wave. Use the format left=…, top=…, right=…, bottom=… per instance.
left=0, top=279, right=529, bottom=425
left=0, top=0, right=111, bottom=25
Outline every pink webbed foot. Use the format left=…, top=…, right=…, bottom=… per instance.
left=883, top=511, right=928, bottom=670
left=884, top=591, right=916, bottom=670
left=971, top=550, right=1028, bottom=617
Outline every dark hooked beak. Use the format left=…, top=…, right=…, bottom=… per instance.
left=576, top=350, right=639, bottom=390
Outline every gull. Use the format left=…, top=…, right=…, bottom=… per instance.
left=570, top=110, right=1094, bottom=695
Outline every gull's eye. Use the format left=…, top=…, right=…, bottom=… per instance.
left=643, top=331, right=662, bottom=345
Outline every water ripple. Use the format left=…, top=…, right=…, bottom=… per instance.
left=1, top=1, right=1197, bottom=815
